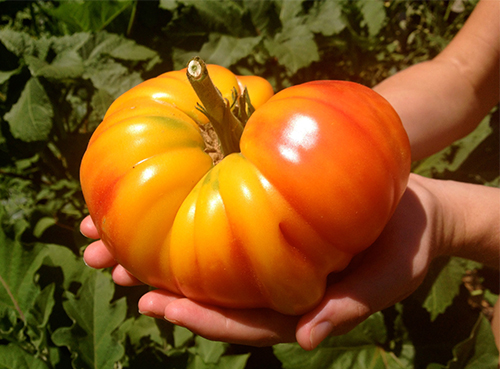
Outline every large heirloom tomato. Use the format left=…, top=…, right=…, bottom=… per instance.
left=80, top=60, right=411, bottom=315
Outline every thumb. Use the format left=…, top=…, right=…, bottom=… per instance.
left=295, top=187, right=431, bottom=350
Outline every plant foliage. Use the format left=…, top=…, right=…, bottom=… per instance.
left=0, top=0, right=498, bottom=368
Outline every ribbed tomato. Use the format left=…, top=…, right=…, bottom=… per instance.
left=80, top=62, right=410, bottom=315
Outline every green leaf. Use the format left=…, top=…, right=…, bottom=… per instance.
left=0, top=67, right=21, bottom=85
left=26, top=50, right=84, bottom=79
left=358, top=0, right=386, bottom=37
left=190, top=335, right=229, bottom=364
left=84, top=59, right=143, bottom=99
left=0, top=217, right=48, bottom=329
left=177, top=0, right=246, bottom=36
left=188, top=353, right=250, bottom=369
left=121, top=314, right=165, bottom=350
left=3, top=77, right=54, bottom=142
left=415, top=257, right=482, bottom=321
left=430, top=315, right=499, bottom=368
left=0, top=343, right=50, bottom=369
left=274, top=312, right=413, bottom=368
left=46, top=0, right=134, bottom=32
left=32, top=217, right=57, bottom=238
left=26, top=283, right=56, bottom=351
left=264, top=20, right=319, bottom=74
left=42, top=244, right=91, bottom=294
left=413, top=114, right=492, bottom=177
left=173, top=324, right=195, bottom=348
left=199, top=33, right=262, bottom=67
left=107, top=39, right=157, bottom=61
left=159, top=0, right=178, bottom=11
left=243, top=0, right=276, bottom=36
left=306, top=0, right=346, bottom=36
left=0, top=29, right=33, bottom=57
left=51, top=270, right=127, bottom=369
left=50, top=33, right=91, bottom=54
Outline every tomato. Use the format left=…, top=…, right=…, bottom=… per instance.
left=80, top=63, right=410, bottom=315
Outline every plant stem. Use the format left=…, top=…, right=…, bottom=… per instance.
left=186, top=57, right=244, bottom=157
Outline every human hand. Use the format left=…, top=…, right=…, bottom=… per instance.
left=82, top=174, right=441, bottom=350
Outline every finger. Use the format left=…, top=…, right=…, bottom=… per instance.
left=80, top=215, right=100, bottom=239
left=164, top=299, right=299, bottom=347
left=83, top=240, right=117, bottom=269
left=138, top=289, right=183, bottom=319
left=111, top=264, right=144, bottom=286
left=296, top=187, right=430, bottom=350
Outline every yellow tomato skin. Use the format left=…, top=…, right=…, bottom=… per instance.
left=80, top=66, right=410, bottom=315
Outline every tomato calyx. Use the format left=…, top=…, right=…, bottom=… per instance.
left=187, top=57, right=254, bottom=161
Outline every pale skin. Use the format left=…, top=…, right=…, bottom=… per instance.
left=81, top=0, right=500, bottom=351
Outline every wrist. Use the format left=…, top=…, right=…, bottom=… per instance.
left=414, top=174, right=500, bottom=268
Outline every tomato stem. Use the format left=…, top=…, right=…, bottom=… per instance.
left=186, top=57, right=244, bottom=157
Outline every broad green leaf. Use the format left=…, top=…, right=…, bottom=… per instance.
left=120, top=314, right=165, bottom=349
left=0, top=216, right=48, bottom=328
left=278, top=0, right=304, bottom=25
left=243, top=0, right=276, bottom=36
left=306, top=0, right=346, bottom=36
left=414, top=257, right=482, bottom=321
left=189, top=335, right=229, bottom=364
left=174, top=324, right=195, bottom=348
left=51, top=270, right=127, bottom=369
left=413, top=114, right=492, bottom=177
left=0, top=67, right=21, bottom=85
left=46, top=0, right=134, bottom=33
left=3, top=77, right=54, bottom=142
left=89, top=88, right=114, bottom=130
left=0, top=29, right=33, bottom=57
left=264, top=20, right=319, bottom=74
left=42, top=244, right=91, bottom=292
left=178, top=0, right=246, bottom=36
left=199, top=34, right=262, bottom=67
left=50, top=32, right=90, bottom=54
left=83, top=58, right=143, bottom=99
left=274, top=312, right=413, bottom=368
left=429, top=315, right=499, bottom=368
left=81, top=31, right=156, bottom=62
left=27, top=50, right=84, bottom=79
left=33, top=217, right=56, bottom=239
left=358, top=0, right=386, bottom=37
left=187, top=353, right=250, bottom=369
left=107, top=39, right=157, bottom=61
left=0, top=343, right=50, bottom=369
left=159, top=0, right=178, bottom=11
left=26, top=283, right=55, bottom=351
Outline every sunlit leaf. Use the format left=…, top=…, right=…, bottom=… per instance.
left=46, top=1, right=134, bottom=33
left=264, top=20, right=319, bottom=74
left=307, top=0, right=346, bottom=36
left=358, top=0, right=386, bottom=37
left=414, top=257, right=482, bottom=321
left=200, top=33, right=262, bottom=67
left=413, top=112, right=492, bottom=177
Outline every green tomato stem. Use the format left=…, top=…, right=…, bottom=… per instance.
left=186, top=57, right=244, bottom=157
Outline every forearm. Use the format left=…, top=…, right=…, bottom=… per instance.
left=374, top=0, right=500, bottom=161
left=373, top=60, right=488, bottom=160
left=417, top=175, right=500, bottom=268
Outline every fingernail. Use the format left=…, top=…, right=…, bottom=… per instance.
left=139, top=310, right=163, bottom=319
left=310, top=321, right=333, bottom=349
